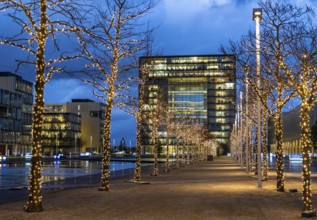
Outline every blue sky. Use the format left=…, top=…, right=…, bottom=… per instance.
left=0, top=0, right=315, bottom=146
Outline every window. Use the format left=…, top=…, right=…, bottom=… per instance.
left=90, top=111, right=99, bottom=118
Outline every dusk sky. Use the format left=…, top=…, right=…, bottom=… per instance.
left=0, top=0, right=315, bottom=146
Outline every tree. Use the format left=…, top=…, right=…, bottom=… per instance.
left=256, top=0, right=312, bottom=191
left=76, top=0, right=158, bottom=191
left=0, top=0, right=87, bottom=212
left=147, top=97, right=165, bottom=176
left=163, top=104, right=173, bottom=172
left=279, top=12, right=317, bottom=215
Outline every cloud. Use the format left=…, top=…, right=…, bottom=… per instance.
left=45, top=78, right=94, bottom=104
left=151, top=0, right=258, bottom=55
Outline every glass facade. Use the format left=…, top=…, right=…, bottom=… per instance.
left=0, top=72, right=33, bottom=155
left=45, top=100, right=105, bottom=154
left=140, top=55, right=236, bottom=154
left=42, top=112, right=81, bottom=155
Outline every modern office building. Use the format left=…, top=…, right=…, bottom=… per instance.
left=139, top=55, right=236, bottom=154
left=0, top=72, right=33, bottom=156
left=42, top=111, right=81, bottom=156
left=44, top=99, right=105, bottom=154
left=269, top=104, right=317, bottom=156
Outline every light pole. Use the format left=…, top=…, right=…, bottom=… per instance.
left=239, top=91, right=243, bottom=167
left=245, top=66, right=250, bottom=173
left=253, top=8, right=262, bottom=188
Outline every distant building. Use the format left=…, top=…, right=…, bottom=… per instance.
left=0, top=72, right=33, bottom=156
left=44, top=99, right=105, bottom=153
left=42, top=111, right=81, bottom=156
left=139, top=55, right=236, bottom=154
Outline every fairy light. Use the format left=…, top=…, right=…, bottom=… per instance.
left=149, top=89, right=160, bottom=176
left=131, top=66, right=147, bottom=182
left=280, top=50, right=316, bottom=215
left=99, top=87, right=114, bottom=191
left=23, top=0, right=48, bottom=212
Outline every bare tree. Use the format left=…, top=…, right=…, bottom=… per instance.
left=76, top=0, right=159, bottom=191
left=0, top=0, right=87, bottom=212
left=279, top=10, right=317, bottom=216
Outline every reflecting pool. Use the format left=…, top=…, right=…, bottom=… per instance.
left=0, top=160, right=140, bottom=190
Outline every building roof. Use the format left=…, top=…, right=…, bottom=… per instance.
left=71, top=99, right=95, bottom=103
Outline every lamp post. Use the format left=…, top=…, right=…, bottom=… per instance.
left=245, top=66, right=250, bottom=173
left=253, top=8, right=262, bottom=188
left=239, top=91, right=243, bottom=167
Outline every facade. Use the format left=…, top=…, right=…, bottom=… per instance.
left=44, top=99, right=105, bottom=154
left=0, top=72, right=33, bottom=156
left=139, top=55, right=236, bottom=154
left=42, top=111, right=81, bottom=156
left=269, top=104, right=317, bottom=156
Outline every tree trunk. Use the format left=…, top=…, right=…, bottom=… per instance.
left=275, top=112, right=284, bottom=192
left=262, top=111, right=268, bottom=181
left=152, top=139, right=159, bottom=176
left=24, top=71, right=45, bottom=212
left=133, top=111, right=142, bottom=181
left=186, top=142, right=190, bottom=165
left=181, top=140, right=185, bottom=167
left=175, top=138, right=180, bottom=168
left=99, top=93, right=114, bottom=191
left=132, top=82, right=145, bottom=181
left=164, top=136, right=170, bottom=172
left=300, top=103, right=313, bottom=212
left=24, top=0, right=46, bottom=212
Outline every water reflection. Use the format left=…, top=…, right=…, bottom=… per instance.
left=269, top=158, right=317, bottom=173
left=0, top=160, right=137, bottom=190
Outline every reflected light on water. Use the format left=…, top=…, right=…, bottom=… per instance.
left=0, top=160, right=138, bottom=190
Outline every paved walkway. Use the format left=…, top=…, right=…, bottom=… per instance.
left=0, top=156, right=312, bottom=220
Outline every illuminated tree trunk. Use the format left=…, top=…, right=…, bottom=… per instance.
left=99, top=88, right=114, bottom=191
left=24, top=0, right=47, bottom=212
left=24, top=66, right=45, bottom=212
left=132, top=79, right=146, bottom=182
left=186, top=141, right=190, bottom=165
left=300, top=102, right=313, bottom=212
left=181, top=140, right=185, bottom=167
left=152, top=139, right=159, bottom=176
left=133, top=112, right=142, bottom=181
left=164, top=136, right=170, bottom=172
left=175, top=138, right=180, bottom=168
left=262, top=111, right=268, bottom=181
left=275, top=112, right=284, bottom=192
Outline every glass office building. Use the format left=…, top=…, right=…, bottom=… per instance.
left=140, top=55, right=236, bottom=154
left=44, top=99, right=105, bottom=154
left=42, top=112, right=81, bottom=156
left=0, top=72, right=33, bottom=156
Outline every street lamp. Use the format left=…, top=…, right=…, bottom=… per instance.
left=245, top=66, right=250, bottom=173
left=239, top=91, right=243, bottom=168
left=253, top=7, right=262, bottom=188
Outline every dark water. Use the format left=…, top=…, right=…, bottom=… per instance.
left=268, top=156, right=317, bottom=173
left=0, top=159, right=143, bottom=190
